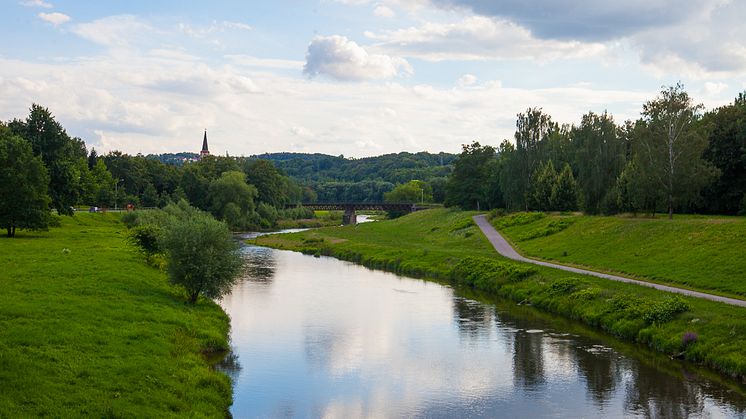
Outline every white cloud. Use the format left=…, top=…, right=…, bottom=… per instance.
left=702, top=81, right=728, bottom=96
left=71, top=15, right=153, bottom=47
left=374, top=4, right=395, bottom=18
left=0, top=47, right=656, bottom=158
left=38, top=12, right=70, bottom=26
left=303, top=35, right=413, bottom=81
left=366, top=16, right=606, bottom=61
left=457, top=74, right=476, bottom=87
left=20, top=0, right=52, bottom=8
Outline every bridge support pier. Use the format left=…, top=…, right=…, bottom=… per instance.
left=343, top=208, right=357, bottom=225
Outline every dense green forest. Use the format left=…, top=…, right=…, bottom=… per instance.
left=252, top=151, right=455, bottom=203
left=0, top=105, right=315, bottom=233
left=2, top=83, right=744, bottom=237
left=445, top=84, right=746, bottom=217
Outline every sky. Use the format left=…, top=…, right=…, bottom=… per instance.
left=1, top=0, right=745, bottom=157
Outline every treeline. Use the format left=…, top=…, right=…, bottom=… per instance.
left=445, top=84, right=746, bottom=217
left=0, top=105, right=312, bottom=235
left=256, top=151, right=455, bottom=203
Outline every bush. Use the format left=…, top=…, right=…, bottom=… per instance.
left=121, top=211, right=140, bottom=228
left=492, top=212, right=545, bottom=229
left=128, top=224, right=162, bottom=259
left=450, top=257, right=536, bottom=293
left=160, top=211, right=243, bottom=304
left=548, top=277, right=582, bottom=295
left=642, top=296, right=690, bottom=325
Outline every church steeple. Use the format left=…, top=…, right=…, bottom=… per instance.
left=200, top=129, right=210, bottom=157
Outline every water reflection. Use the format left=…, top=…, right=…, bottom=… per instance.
left=219, top=244, right=746, bottom=418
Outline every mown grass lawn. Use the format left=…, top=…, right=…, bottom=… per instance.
left=491, top=212, right=746, bottom=298
left=0, top=213, right=231, bottom=417
left=255, top=208, right=746, bottom=383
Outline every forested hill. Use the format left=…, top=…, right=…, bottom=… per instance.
left=252, top=151, right=457, bottom=184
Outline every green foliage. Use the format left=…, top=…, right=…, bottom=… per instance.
left=242, top=159, right=291, bottom=207
left=642, top=296, right=689, bottom=325
left=529, top=160, right=556, bottom=210
left=635, top=83, right=720, bottom=218
left=160, top=211, right=243, bottom=304
left=0, top=125, right=51, bottom=237
left=0, top=213, right=231, bottom=416
left=701, top=94, right=746, bottom=214
left=491, top=211, right=546, bottom=228
left=550, top=163, right=579, bottom=211
left=9, top=104, right=87, bottom=215
left=548, top=277, right=582, bottom=295
left=384, top=180, right=432, bottom=203
left=208, top=170, right=259, bottom=230
left=573, top=111, right=626, bottom=214
left=445, top=141, right=495, bottom=210
left=128, top=224, right=162, bottom=259
left=451, top=257, right=536, bottom=292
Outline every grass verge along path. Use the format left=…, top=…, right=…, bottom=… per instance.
left=474, top=215, right=746, bottom=308
left=255, top=209, right=746, bottom=384
left=0, top=213, right=232, bottom=417
left=490, top=212, right=746, bottom=298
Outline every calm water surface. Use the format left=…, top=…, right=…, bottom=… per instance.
left=218, top=230, right=746, bottom=418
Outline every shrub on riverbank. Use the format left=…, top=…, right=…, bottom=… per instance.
left=255, top=208, right=746, bottom=382
left=0, top=213, right=232, bottom=416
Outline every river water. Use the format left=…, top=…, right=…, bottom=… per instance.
left=218, top=229, right=746, bottom=418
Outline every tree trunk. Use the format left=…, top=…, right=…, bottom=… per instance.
left=11, top=226, right=15, bottom=237
left=188, top=291, right=199, bottom=304
left=6, top=227, right=10, bottom=237
left=668, top=196, right=674, bottom=220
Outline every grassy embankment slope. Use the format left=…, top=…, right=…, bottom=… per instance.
left=0, top=213, right=232, bottom=417
left=255, top=208, right=746, bottom=382
left=492, top=212, right=746, bottom=298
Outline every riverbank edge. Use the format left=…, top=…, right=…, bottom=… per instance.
left=253, top=211, right=746, bottom=385
left=0, top=213, right=234, bottom=417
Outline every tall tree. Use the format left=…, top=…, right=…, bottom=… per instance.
left=514, top=108, right=557, bottom=209
left=9, top=105, right=86, bottom=215
left=636, top=83, right=719, bottom=218
left=0, top=126, right=50, bottom=237
left=242, top=159, right=290, bottom=207
left=551, top=163, right=579, bottom=211
left=208, top=171, right=259, bottom=230
left=572, top=111, right=626, bottom=214
left=530, top=160, right=557, bottom=211
left=700, top=92, right=746, bottom=214
left=444, top=141, right=495, bottom=210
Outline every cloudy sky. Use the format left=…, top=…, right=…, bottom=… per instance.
left=1, top=0, right=745, bottom=157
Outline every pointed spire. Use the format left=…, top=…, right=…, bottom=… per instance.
left=200, top=129, right=210, bottom=156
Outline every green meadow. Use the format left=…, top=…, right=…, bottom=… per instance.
left=0, top=213, right=231, bottom=417
left=255, top=208, right=746, bottom=382
left=491, top=212, right=746, bottom=298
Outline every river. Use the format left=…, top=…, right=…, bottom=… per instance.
left=218, top=226, right=746, bottom=418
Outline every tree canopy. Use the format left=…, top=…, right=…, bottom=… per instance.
left=0, top=125, right=50, bottom=237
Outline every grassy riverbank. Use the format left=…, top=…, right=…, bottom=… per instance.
left=255, top=208, right=746, bottom=383
left=491, top=212, right=746, bottom=298
left=0, top=213, right=232, bottom=417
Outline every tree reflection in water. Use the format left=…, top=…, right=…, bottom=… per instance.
left=240, top=246, right=276, bottom=284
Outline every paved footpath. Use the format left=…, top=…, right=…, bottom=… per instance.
left=473, top=214, right=746, bottom=308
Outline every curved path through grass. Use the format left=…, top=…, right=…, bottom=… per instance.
left=473, top=214, right=746, bottom=308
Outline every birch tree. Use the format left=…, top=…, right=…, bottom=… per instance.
left=636, top=83, right=718, bottom=219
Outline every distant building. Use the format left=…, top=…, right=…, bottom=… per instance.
left=200, top=130, right=210, bottom=157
